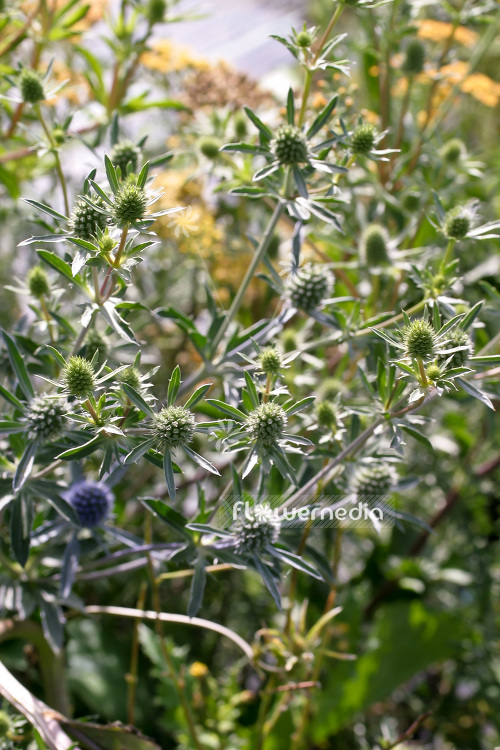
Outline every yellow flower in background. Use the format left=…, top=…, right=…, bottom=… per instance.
left=417, top=20, right=478, bottom=47
left=189, top=661, right=209, bottom=678
left=167, top=205, right=199, bottom=238
left=140, top=39, right=209, bottom=74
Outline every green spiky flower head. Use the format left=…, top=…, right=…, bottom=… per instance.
left=62, top=356, right=96, bottom=398
left=316, top=399, right=337, bottom=428
left=113, top=179, right=148, bottom=226
left=146, top=0, right=167, bottom=23
left=351, top=123, right=376, bottom=155
left=110, top=140, right=141, bottom=177
left=153, top=406, right=196, bottom=449
left=198, top=136, right=221, bottom=159
left=27, top=265, right=50, bottom=298
left=438, top=328, right=473, bottom=369
left=19, top=68, right=45, bottom=103
left=246, top=402, right=287, bottom=448
left=281, top=329, right=298, bottom=353
left=119, top=366, right=142, bottom=390
left=85, top=329, right=108, bottom=362
left=403, top=319, right=436, bottom=360
left=443, top=206, right=471, bottom=240
left=68, top=198, right=108, bottom=241
left=271, top=125, right=309, bottom=165
left=352, top=462, right=398, bottom=496
left=403, top=191, right=421, bottom=213
left=286, top=263, right=334, bottom=313
left=233, top=512, right=280, bottom=557
left=360, top=224, right=389, bottom=266
left=440, top=138, right=465, bottom=165
left=403, top=39, right=425, bottom=75
left=426, top=363, right=442, bottom=382
left=258, top=347, right=282, bottom=375
left=296, top=30, right=313, bottom=47
left=26, top=395, right=67, bottom=443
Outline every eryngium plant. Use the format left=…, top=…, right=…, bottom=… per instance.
left=0, top=1, right=499, bottom=749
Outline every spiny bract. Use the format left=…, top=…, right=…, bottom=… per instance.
left=246, top=402, right=287, bottom=447
left=403, top=319, right=436, bottom=360
left=286, top=263, right=334, bottom=312
left=26, top=395, right=67, bottom=442
left=67, top=480, right=114, bottom=528
left=271, top=125, right=309, bottom=165
left=153, top=406, right=196, bottom=449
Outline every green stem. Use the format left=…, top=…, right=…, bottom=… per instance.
left=441, top=238, right=456, bottom=271
left=253, top=674, right=277, bottom=750
left=313, top=3, right=343, bottom=66
left=35, top=105, right=69, bottom=216
left=211, top=202, right=284, bottom=356
left=297, top=68, right=312, bottom=127
left=144, top=517, right=203, bottom=750
left=92, top=267, right=101, bottom=304
left=417, top=357, right=428, bottom=388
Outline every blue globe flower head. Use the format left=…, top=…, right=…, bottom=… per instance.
left=66, top=480, right=114, bottom=528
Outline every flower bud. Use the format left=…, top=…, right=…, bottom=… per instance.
left=440, top=138, right=465, bottom=165
left=403, top=40, right=425, bottom=75
left=85, top=329, right=108, bottom=362
left=110, top=140, right=141, bottom=177
left=26, top=395, right=67, bottom=443
left=403, top=191, right=421, bottom=212
left=286, top=263, right=334, bottom=313
left=146, top=0, right=167, bottom=24
left=19, top=68, right=45, bottom=104
left=246, top=402, right=287, bottom=447
left=68, top=198, right=108, bottom=241
left=438, top=328, right=473, bottom=368
left=66, top=480, right=114, bottom=528
left=153, top=405, right=196, bottom=449
left=425, top=363, right=442, bottom=382
left=62, top=356, right=96, bottom=398
left=234, top=111, right=248, bottom=140
left=316, top=399, right=337, bottom=428
left=360, top=224, right=389, bottom=266
left=27, top=265, right=50, bottom=298
left=258, top=347, right=282, bottom=375
left=296, top=30, right=313, bottom=48
left=198, top=136, right=221, bottom=160
left=233, top=515, right=280, bottom=557
left=351, top=123, right=376, bottom=155
left=352, top=462, right=397, bottom=496
left=443, top=206, right=471, bottom=240
left=119, top=365, right=142, bottom=390
left=113, top=180, right=148, bottom=226
left=281, top=329, right=298, bottom=353
left=271, top=125, right=309, bottom=165
left=403, top=319, right=436, bottom=360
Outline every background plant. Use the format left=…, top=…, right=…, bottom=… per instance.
left=0, top=0, right=500, bottom=749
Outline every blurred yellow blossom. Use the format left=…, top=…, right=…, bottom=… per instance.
left=189, top=662, right=209, bottom=678
left=417, top=20, right=478, bottom=47
left=167, top=205, right=199, bottom=238
left=140, top=39, right=210, bottom=74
